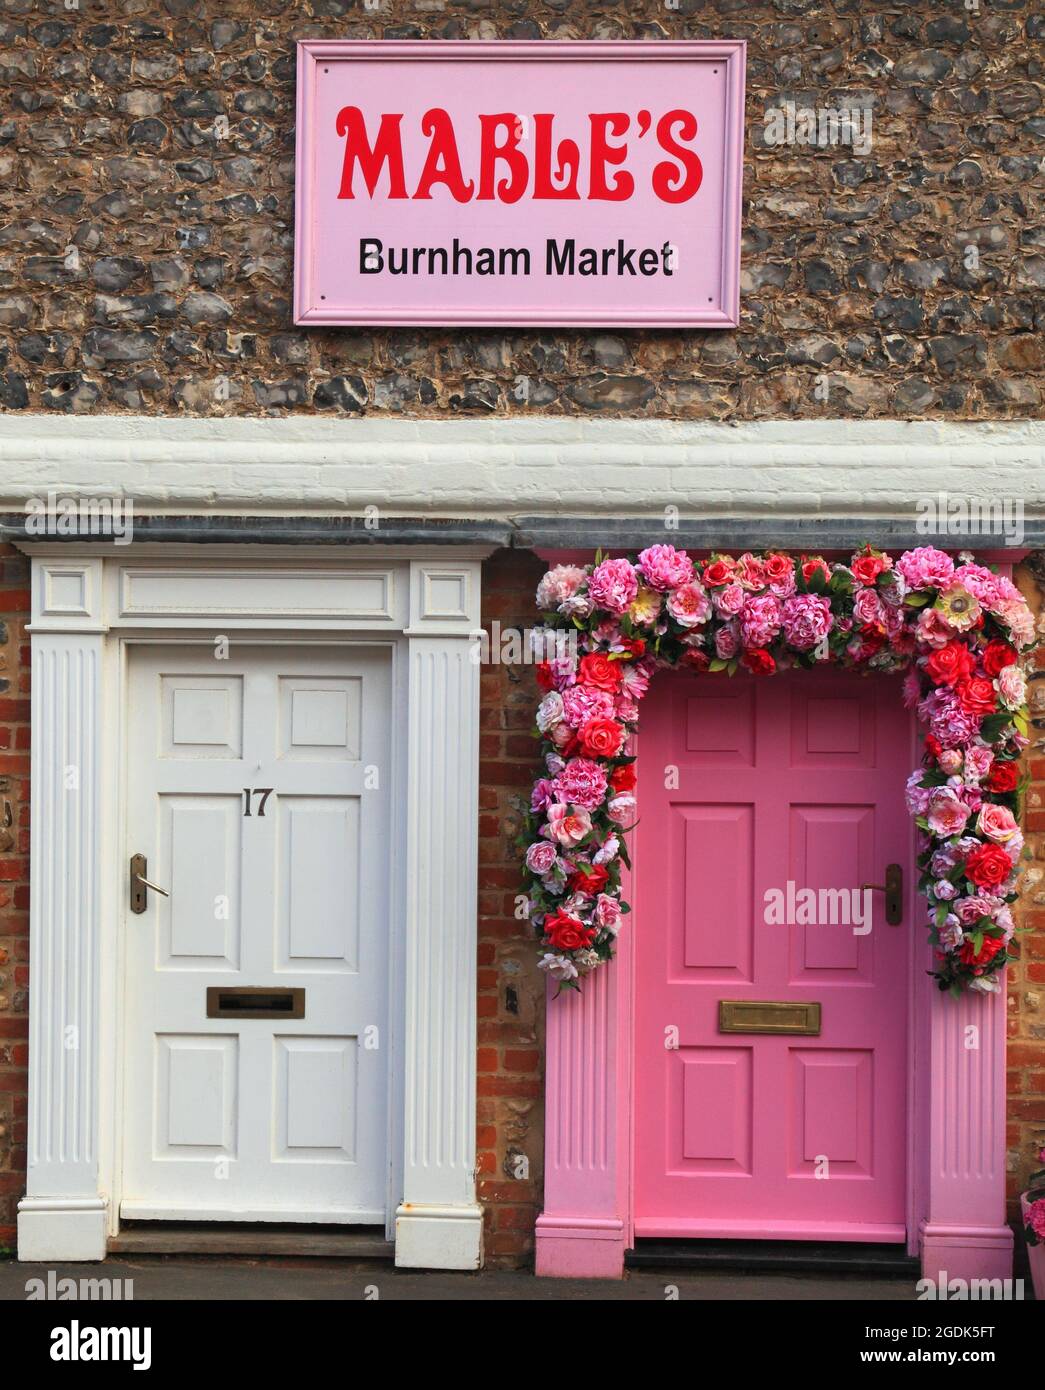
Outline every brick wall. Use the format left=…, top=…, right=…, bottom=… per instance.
left=0, top=1, right=1041, bottom=420
left=0, top=542, right=29, bottom=1253
left=477, top=547, right=546, bottom=1266
left=1011, top=560, right=1045, bottom=1229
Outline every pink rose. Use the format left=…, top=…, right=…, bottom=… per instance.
left=712, top=582, right=746, bottom=617
left=926, top=788, right=972, bottom=838
left=587, top=558, right=639, bottom=615
left=916, top=607, right=957, bottom=650
left=594, top=893, right=623, bottom=933
left=541, top=803, right=593, bottom=848
left=852, top=587, right=884, bottom=627
left=938, top=749, right=963, bottom=775
left=993, top=598, right=1035, bottom=650
left=976, top=802, right=1019, bottom=845
left=715, top=622, right=739, bottom=660
left=637, top=544, right=695, bottom=591
left=735, top=552, right=768, bottom=591
left=997, top=664, right=1026, bottom=709
left=536, top=691, right=565, bottom=733
left=956, top=894, right=1000, bottom=926
left=536, top=564, right=586, bottom=611
left=666, top=580, right=711, bottom=628
left=606, top=793, right=636, bottom=825
left=525, top=841, right=559, bottom=876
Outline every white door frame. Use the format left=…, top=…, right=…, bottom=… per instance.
left=16, top=543, right=490, bottom=1270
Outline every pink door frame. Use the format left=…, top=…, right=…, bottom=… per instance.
left=534, top=565, right=1016, bottom=1283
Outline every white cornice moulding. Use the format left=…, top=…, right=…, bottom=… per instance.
left=0, top=416, right=1042, bottom=519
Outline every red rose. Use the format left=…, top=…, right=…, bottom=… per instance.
left=578, top=717, right=625, bottom=759
left=986, top=761, right=1019, bottom=793
left=923, top=734, right=943, bottom=765
left=801, top=556, right=831, bottom=586
left=924, top=640, right=975, bottom=687
left=702, top=559, right=735, bottom=587
left=851, top=553, right=886, bottom=586
left=965, top=843, right=1012, bottom=890
left=535, top=662, right=555, bottom=693
left=983, top=639, right=1018, bottom=678
left=618, top=637, right=646, bottom=659
left=681, top=648, right=711, bottom=672
left=955, top=676, right=997, bottom=718
left=610, top=763, right=637, bottom=792
left=578, top=652, right=622, bottom=692
left=742, top=648, right=776, bottom=676
left=763, top=553, right=794, bottom=587
left=958, top=933, right=1007, bottom=968
left=544, top=910, right=596, bottom=953
left=566, top=864, right=609, bottom=896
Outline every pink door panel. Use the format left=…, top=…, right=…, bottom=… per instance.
left=633, top=669, right=910, bottom=1240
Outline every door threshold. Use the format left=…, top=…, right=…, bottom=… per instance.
left=626, top=1238, right=919, bottom=1277
left=108, top=1221, right=394, bottom=1260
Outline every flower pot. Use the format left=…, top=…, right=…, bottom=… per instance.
left=1021, top=1193, right=1045, bottom=1301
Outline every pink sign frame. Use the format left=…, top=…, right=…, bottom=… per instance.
left=294, top=41, right=746, bottom=328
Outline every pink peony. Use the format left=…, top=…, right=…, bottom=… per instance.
left=926, top=788, right=972, bottom=838
left=897, top=546, right=955, bottom=591
left=552, top=758, right=609, bottom=812
left=953, top=563, right=1006, bottom=608
left=976, top=802, right=1019, bottom=844
left=667, top=580, right=712, bottom=628
left=561, top=684, right=614, bottom=728
left=905, top=771, right=932, bottom=815
left=781, top=594, right=833, bottom=652
left=739, top=593, right=783, bottom=649
left=637, top=544, right=694, bottom=591
left=1028, top=1198, right=1045, bottom=1242
left=587, top=558, right=639, bottom=615
left=536, top=565, right=587, bottom=611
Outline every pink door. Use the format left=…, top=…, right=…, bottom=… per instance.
left=634, top=669, right=911, bottom=1241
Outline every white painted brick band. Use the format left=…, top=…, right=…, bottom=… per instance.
left=0, top=416, right=1042, bottom=521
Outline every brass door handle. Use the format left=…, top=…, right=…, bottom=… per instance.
left=860, top=863, right=903, bottom=925
left=130, top=853, right=169, bottom=913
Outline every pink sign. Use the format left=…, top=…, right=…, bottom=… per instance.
left=294, top=41, right=746, bottom=328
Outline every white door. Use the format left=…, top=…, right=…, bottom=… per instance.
left=121, top=643, right=393, bottom=1223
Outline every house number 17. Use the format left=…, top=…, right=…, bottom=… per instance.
left=243, top=788, right=274, bottom=817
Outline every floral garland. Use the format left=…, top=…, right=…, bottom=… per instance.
left=521, top=545, right=1037, bottom=997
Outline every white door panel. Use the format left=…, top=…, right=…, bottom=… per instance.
left=122, top=644, right=392, bottom=1223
